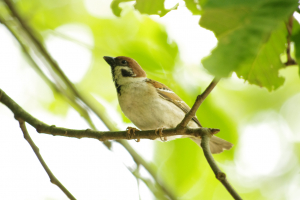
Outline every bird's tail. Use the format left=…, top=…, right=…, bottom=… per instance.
left=190, top=136, right=233, bottom=154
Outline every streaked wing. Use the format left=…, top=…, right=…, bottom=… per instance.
left=146, top=79, right=202, bottom=127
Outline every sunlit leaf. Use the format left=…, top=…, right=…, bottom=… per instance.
left=200, top=0, right=298, bottom=91
left=134, top=0, right=179, bottom=17
left=291, top=18, right=300, bottom=74
left=111, top=0, right=179, bottom=17
left=111, top=0, right=133, bottom=17
left=184, top=0, right=205, bottom=15
left=235, top=24, right=286, bottom=90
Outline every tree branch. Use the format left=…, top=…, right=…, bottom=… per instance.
left=177, top=78, right=220, bottom=128
left=0, top=89, right=214, bottom=140
left=17, top=119, right=76, bottom=200
left=1, top=86, right=242, bottom=199
left=0, top=88, right=176, bottom=199
left=0, top=6, right=97, bottom=130
left=201, top=129, right=242, bottom=200
left=176, top=78, right=242, bottom=200
left=3, top=0, right=116, bottom=131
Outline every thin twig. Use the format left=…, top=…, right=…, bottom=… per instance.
left=176, top=78, right=242, bottom=200
left=201, top=129, right=242, bottom=200
left=3, top=0, right=116, bottom=131
left=285, top=16, right=297, bottom=66
left=17, top=119, right=76, bottom=200
left=177, top=78, right=220, bottom=129
left=0, top=10, right=97, bottom=130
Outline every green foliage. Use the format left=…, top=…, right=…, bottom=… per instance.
left=111, top=0, right=179, bottom=17
left=200, top=0, right=298, bottom=91
left=135, top=0, right=179, bottom=16
left=291, top=18, right=300, bottom=74
left=236, top=23, right=287, bottom=90
left=111, top=0, right=133, bottom=17
left=184, top=0, right=205, bottom=15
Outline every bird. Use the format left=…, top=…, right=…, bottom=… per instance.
left=103, top=56, right=233, bottom=154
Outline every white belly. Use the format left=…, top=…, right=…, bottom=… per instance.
left=118, top=81, right=188, bottom=130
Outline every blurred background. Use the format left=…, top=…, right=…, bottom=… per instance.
left=0, top=0, right=300, bottom=199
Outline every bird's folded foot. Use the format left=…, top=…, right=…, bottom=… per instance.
left=126, top=127, right=139, bottom=140
left=155, top=128, right=167, bottom=141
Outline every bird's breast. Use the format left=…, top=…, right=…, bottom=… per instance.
left=118, top=81, right=186, bottom=130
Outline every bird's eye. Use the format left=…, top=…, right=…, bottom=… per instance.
left=121, top=60, right=127, bottom=65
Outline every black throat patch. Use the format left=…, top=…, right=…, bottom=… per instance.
left=114, top=82, right=122, bottom=96
left=121, top=69, right=134, bottom=77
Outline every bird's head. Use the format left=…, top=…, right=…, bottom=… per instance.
left=103, top=56, right=147, bottom=85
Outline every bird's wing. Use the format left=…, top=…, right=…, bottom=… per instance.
left=146, top=79, right=202, bottom=127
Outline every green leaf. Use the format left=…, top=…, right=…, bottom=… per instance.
left=135, top=0, right=179, bottom=17
left=184, top=0, right=206, bottom=15
left=111, top=0, right=134, bottom=17
left=110, top=0, right=179, bottom=17
left=236, top=24, right=287, bottom=90
left=291, top=18, right=300, bottom=74
left=200, top=0, right=298, bottom=91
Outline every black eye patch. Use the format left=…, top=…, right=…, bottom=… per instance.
left=121, top=69, right=133, bottom=77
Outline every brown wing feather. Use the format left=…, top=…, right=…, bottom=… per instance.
left=146, top=79, right=202, bottom=127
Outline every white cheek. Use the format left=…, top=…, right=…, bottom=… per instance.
left=113, top=66, right=128, bottom=80
left=114, top=66, right=145, bottom=85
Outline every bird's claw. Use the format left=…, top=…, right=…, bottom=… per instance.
left=155, top=128, right=167, bottom=141
left=126, top=127, right=140, bottom=142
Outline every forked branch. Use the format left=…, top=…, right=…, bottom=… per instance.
left=1, top=77, right=242, bottom=200
left=177, top=78, right=220, bottom=128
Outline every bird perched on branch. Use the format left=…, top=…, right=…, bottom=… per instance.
left=103, top=56, right=233, bottom=154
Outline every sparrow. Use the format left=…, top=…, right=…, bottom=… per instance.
left=103, top=56, right=233, bottom=154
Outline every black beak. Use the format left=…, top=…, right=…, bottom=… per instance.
left=103, top=56, right=115, bottom=67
